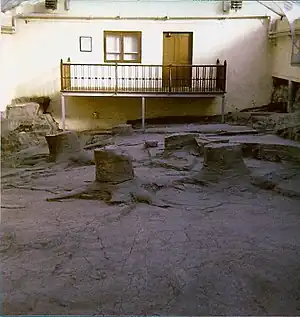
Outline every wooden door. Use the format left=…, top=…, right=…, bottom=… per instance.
left=162, top=32, right=193, bottom=89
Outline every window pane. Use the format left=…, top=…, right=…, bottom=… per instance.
left=124, top=53, right=138, bottom=61
left=106, top=53, right=121, bottom=61
left=106, top=35, right=121, bottom=53
left=123, top=35, right=138, bottom=53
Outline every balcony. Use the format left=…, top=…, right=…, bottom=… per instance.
left=60, top=60, right=227, bottom=97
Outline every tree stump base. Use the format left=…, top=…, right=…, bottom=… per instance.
left=164, top=133, right=199, bottom=150
left=193, top=143, right=250, bottom=182
left=45, top=131, right=94, bottom=165
left=45, top=178, right=167, bottom=207
left=111, top=124, right=133, bottom=136
left=195, top=136, right=229, bottom=155
left=94, top=148, right=134, bottom=184
left=46, top=147, right=169, bottom=207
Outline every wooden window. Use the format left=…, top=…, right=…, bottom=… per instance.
left=104, top=31, right=142, bottom=63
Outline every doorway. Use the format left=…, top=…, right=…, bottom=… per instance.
left=162, top=32, right=193, bottom=89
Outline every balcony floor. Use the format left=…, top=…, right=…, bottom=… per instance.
left=61, top=86, right=225, bottom=97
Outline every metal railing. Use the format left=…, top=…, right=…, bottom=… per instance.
left=60, top=59, right=227, bottom=94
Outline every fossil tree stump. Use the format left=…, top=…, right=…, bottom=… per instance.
left=46, top=147, right=167, bottom=207
left=46, top=131, right=81, bottom=162
left=195, top=136, right=229, bottom=155
left=46, top=131, right=94, bottom=165
left=94, top=148, right=134, bottom=184
left=165, top=133, right=199, bottom=150
left=203, top=143, right=248, bottom=171
left=194, top=143, right=249, bottom=182
left=111, top=124, right=133, bottom=136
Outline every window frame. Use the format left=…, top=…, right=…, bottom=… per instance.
left=103, top=31, right=142, bottom=63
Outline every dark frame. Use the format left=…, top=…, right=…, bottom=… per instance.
left=103, top=31, right=142, bottom=63
left=79, top=36, right=92, bottom=52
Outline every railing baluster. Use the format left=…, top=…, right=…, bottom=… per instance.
left=115, top=63, right=118, bottom=93
left=223, top=60, right=227, bottom=93
left=129, top=65, right=132, bottom=91
left=169, top=66, right=172, bottom=93
left=196, top=66, right=200, bottom=93
left=209, top=66, right=213, bottom=92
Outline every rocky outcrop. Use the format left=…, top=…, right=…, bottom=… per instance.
left=1, top=102, right=60, bottom=164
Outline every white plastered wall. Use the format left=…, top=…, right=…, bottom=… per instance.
left=0, top=0, right=275, bottom=129
left=271, top=19, right=300, bottom=82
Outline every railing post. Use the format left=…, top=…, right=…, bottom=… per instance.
left=115, top=63, right=118, bottom=93
left=63, top=57, right=71, bottom=91
left=60, top=59, right=64, bottom=91
left=223, top=60, right=227, bottom=93
left=168, top=65, right=172, bottom=93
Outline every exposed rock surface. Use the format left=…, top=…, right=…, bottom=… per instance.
left=2, top=124, right=300, bottom=316
left=6, top=102, right=41, bottom=120
left=3, top=102, right=58, bottom=134
left=1, top=102, right=60, bottom=166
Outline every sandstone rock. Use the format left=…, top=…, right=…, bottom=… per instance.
left=6, top=102, right=41, bottom=121
left=164, top=133, right=199, bottom=150
left=1, top=131, right=22, bottom=154
left=111, top=124, right=133, bottom=136
left=144, top=140, right=158, bottom=148
left=46, top=131, right=81, bottom=162
left=94, top=148, right=134, bottom=184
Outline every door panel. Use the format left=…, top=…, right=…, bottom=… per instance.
left=163, top=32, right=192, bottom=89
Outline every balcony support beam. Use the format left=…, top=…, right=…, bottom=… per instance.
left=221, top=94, right=226, bottom=123
left=61, top=93, right=66, bottom=131
left=142, top=97, right=146, bottom=131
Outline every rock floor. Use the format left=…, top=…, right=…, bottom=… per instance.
left=1, top=124, right=300, bottom=315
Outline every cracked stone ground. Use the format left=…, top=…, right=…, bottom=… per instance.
left=1, top=130, right=300, bottom=315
